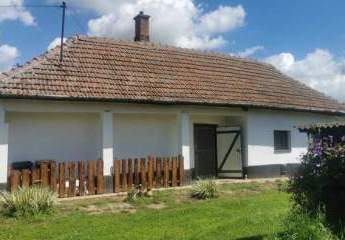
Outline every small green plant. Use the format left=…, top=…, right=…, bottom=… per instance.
left=191, top=178, right=217, bottom=200
left=125, top=185, right=153, bottom=203
left=0, top=186, right=57, bottom=217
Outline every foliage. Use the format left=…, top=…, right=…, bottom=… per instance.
left=276, top=180, right=290, bottom=192
left=125, top=185, right=152, bottom=203
left=272, top=210, right=335, bottom=240
left=290, top=136, right=345, bottom=232
left=191, top=178, right=218, bottom=199
left=0, top=186, right=57, bottom=217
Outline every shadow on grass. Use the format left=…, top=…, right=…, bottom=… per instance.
left=235, top=235, right=266, bottom=240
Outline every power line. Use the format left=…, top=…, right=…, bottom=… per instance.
left=0, top=5, right=60, bottom=8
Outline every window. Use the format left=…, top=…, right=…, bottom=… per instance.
left=274, top=130, right=291, bottom=151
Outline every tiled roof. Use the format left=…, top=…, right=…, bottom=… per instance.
left=0, top=35, right=344, bottom=114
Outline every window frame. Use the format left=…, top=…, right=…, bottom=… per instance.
left=273, top=130, right=291, bottom=153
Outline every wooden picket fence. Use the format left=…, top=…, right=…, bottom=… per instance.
left=113, top=155, right=184, bottom=192
left=8, top=155, right=184, bottom=198
left=9, top=159, right=104, bottom=198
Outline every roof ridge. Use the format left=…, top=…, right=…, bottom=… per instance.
left=76, top=35, right=271, bottom=67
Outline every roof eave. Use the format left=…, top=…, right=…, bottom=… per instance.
left=0, top=94, right=344, bottom=116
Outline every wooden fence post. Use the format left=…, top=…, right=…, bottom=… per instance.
left=121, top=159, right=128, bottom=192
left=178, top=155, right=184, bottom=186
left=114, top=160, right=121, bottom=193
left=134, top=158, right=140, bottom=186
left=156, top=158, right=162, bottom=187
left=50, top=161, right=57, bottom=192
left=163, top=158, right=169, bottom=188
left=87, top=160, right=96, bottom=195
left=21, top=169, right=31, bottom=188
left=140, top=158, right=146, bottom=189
left=78, top=161, right=85, bottom=196
left=147, top=156, right=153, bottom=189
left=10, top=170, right=20, bottom=192
left=96, top=159, right=104, bottom=194
left=58, top=162, right=65, bottom=198
left=128, top=159, right=133, bottom=190
left=68, top=162, right=76, bottom=197
left=40, top=162, right=49, bottom=187
left=172, top=157, right=177, bottom=187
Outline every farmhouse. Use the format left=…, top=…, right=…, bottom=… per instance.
left=0, top=12, right=344, bottom=187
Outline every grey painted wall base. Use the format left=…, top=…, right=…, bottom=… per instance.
left=0, top=182, right=7, bottom=191
left=244, top=164, right=300, bottom=178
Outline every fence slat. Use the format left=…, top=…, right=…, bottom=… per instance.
left=152, top=157, right=156, bottom=188
left=68, top=162, right=76, bottom=197
left=78, top=161, right=85, bottom=196
left=40, top=162, right=49, bottom=187
left=134, top=158, right=140, bottom=186
left=31, top=168, right=40, bottom=186
left=128, top=159, right=133, bottom=190
left=163, top=158, right=169, bottom=188
left=58, top=162, right=65, bottom=198
left=114, top=160, right=121, bottom=193
left=50, top=161, right=57, bottom=192
left=121, top=159, right=128, bottom=192
left=10, top=170, right=20, bottom=192
left=96, top=159, right=104, bottom=194
left=147, top=156, right=153, bottom=189
left=21, top=169, right=31, bottom=188
left=172, top=157, right=177, bottom=187
left=156, top=158, right=162, bottom=188
left=178, top=155, right=184, bottom=186
left=87, top=160, right=96, bottom=195
left=140, top=158, right=146, bottom=189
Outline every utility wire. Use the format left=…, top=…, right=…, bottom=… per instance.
left=0, top=5, right=60, bottom=8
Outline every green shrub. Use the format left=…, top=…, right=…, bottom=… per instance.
left=191, top=178, right=217, bottom=200
left=0, top=186, right=57, bottom=217
left=290, top=141, right=345, bottom=230
left=272, top=210, right=335, bottom=240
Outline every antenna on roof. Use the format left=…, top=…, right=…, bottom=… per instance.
left=59, top=1, right=66, bottom=63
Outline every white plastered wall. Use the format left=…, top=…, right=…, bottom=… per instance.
left=7, top=112, right=102, bottom=164
left=246, top=109, right=342, bottom=166
left=113, top=113, right=179, bottom=159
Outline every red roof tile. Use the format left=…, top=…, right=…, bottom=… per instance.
left=0, top=35, right=344, bottom=114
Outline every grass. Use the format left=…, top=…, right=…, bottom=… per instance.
left=0, top=181, right=290, bottom=240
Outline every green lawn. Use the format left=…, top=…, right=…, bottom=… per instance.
left=0, top=181, right=290, bottom=240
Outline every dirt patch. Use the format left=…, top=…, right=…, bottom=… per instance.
left=146, top=203, right=167, bottom=210
left=79, top=202, right=136, bottom=215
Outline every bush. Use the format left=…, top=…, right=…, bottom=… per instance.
left=191, top=178, right=217, bottom=200
left=290, top=139, right=345, bottom=231
left=0, top=186, right=57, bottom=217
left=272, top=210, right=335, bottom=240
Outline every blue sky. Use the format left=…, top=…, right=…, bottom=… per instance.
left=1, top=0, right=345, bottom=101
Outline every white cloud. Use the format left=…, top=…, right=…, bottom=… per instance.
left=50, top=0, right=246, bottom=50
left=198, top=5, right=245, bottom=34
left=47, top=37, right=67, bottom=50
left=265, top=49, right=345, bottom=102
left=0, top=0, right=35, bottom=26
left=236, top=45, right=264, bottom=58
left=0, top=44, right=19, bottom=72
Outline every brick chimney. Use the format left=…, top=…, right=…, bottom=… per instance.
left=134, top=11, right=150, bottom=42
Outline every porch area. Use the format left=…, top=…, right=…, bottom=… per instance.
left=0, top=100, right=247, bottom=191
